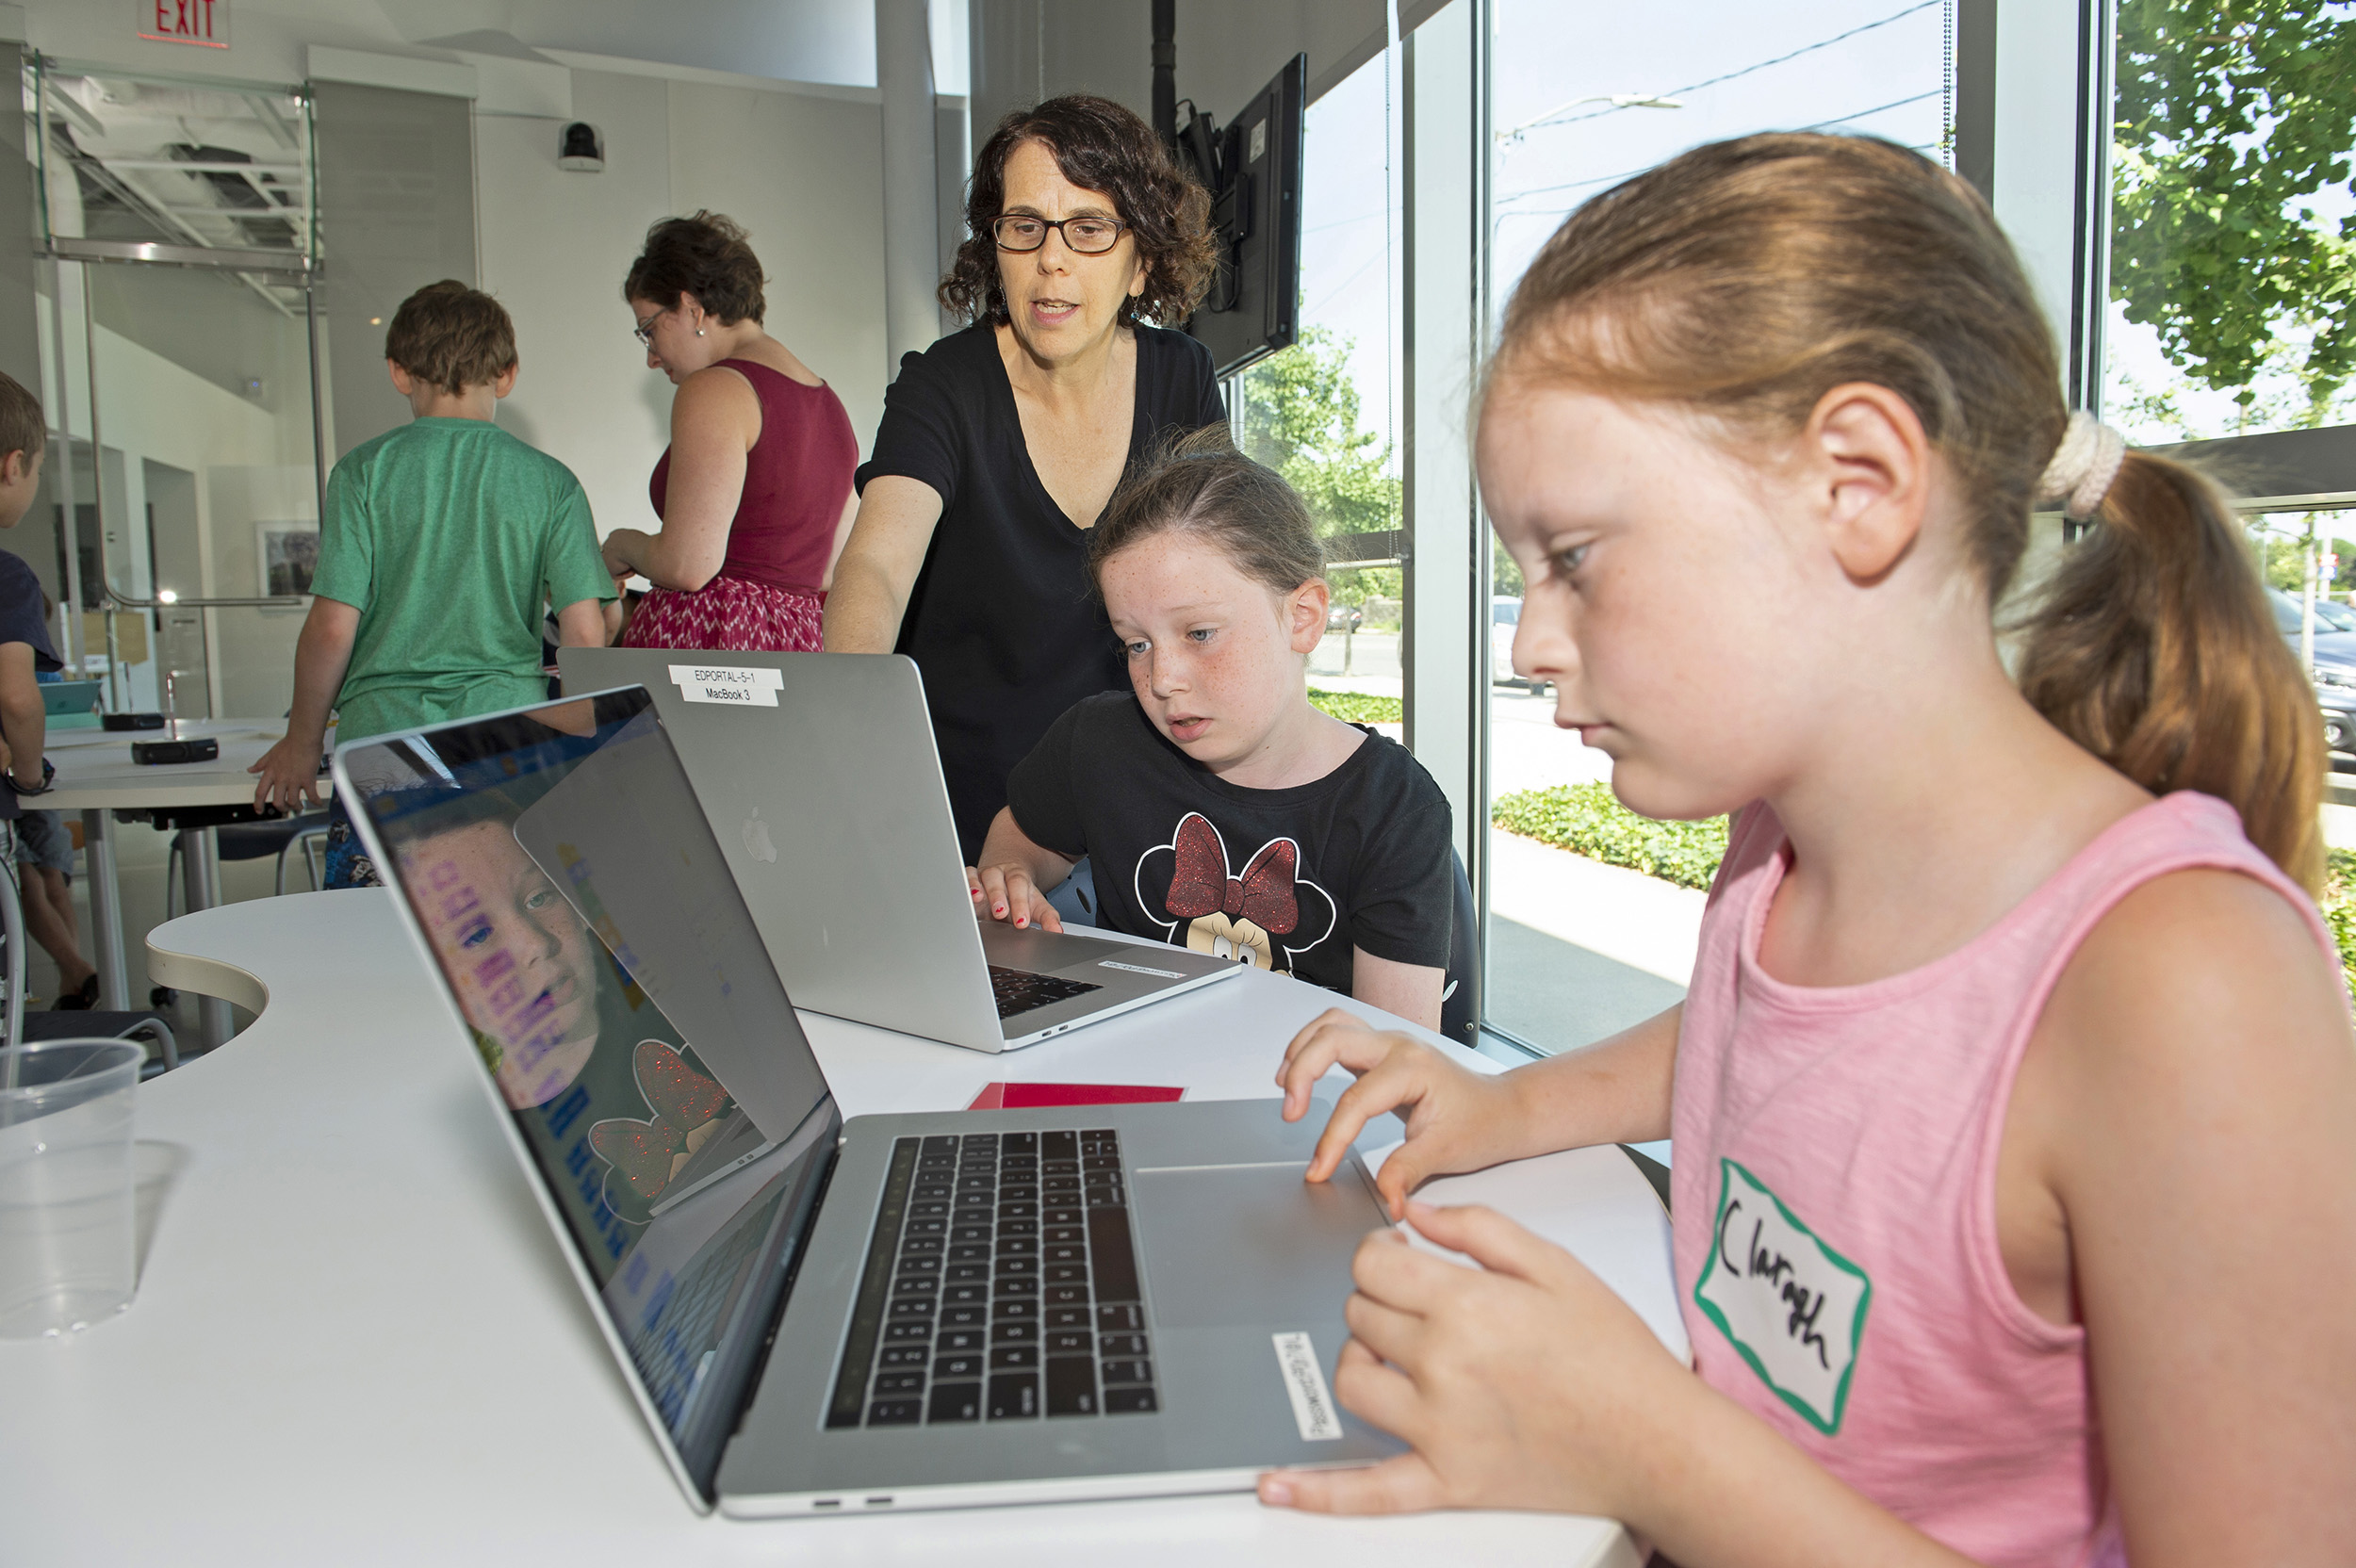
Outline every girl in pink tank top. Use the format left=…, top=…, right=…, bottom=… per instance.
left=1260, top=136, right=2356, bottom=1566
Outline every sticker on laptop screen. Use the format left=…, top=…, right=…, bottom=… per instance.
left=667, top=664, right=785, bottom=708
left=1271, top=1332, right=1342, bottom=1441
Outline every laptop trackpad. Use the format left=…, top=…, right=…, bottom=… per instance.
left=1132, top=1162, right=1387, bottom=1329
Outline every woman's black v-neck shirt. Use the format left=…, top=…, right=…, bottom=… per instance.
left=856, top=321, right=1226, bottom=858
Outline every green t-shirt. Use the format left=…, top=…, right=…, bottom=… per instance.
left=312, top=417, right=614, bottom=743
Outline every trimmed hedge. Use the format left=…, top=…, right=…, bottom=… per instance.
left=1497, top=789, right=2356, bottom=994
left=1308, top=688, right=1405, bottom=726
left=1492, top=782, right=1728, bottom=891
left=2326, top=851, right=2356, bottom=995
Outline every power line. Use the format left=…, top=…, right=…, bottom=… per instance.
left=1507, top=0, right=1942, bottom=139
left=1804, top=87, right=1941, bottom=130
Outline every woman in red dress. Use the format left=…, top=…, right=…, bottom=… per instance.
left=602, top=211, right=859, bottom=651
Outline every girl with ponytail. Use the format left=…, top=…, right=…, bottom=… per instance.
left=1263, top=134, right=2356, bottom=1564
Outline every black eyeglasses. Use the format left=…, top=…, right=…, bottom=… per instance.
left=631, top=309, right=665, bottom=346
left=990, top=214, right=1127, bottom=255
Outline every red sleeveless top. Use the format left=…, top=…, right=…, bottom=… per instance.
left=647, top=358, right=858, bottom=596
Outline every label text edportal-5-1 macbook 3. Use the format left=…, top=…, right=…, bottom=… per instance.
left=558, top=647, right=1242, bottom=1053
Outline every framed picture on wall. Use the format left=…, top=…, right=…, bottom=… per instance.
left=257, top=524, right=319, bottom=597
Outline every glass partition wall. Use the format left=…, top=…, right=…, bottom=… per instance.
left=31, top=57, right=321, bottom=722
left=1476, top=0, right=1956, bottom=1059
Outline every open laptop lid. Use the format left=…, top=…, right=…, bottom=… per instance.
left=558, top=648, right=1009, bottom=1050
left=334, top=687, right=840, bottom=1509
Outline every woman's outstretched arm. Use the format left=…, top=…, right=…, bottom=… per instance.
left=824, top=476, right=945, bottom=653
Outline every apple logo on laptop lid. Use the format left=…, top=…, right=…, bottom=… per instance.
left=742, top=807, right=777, bottom=864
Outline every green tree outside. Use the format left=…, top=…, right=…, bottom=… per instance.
left=2113, top=0, right=2356, bottom=423
left=1235, top=326, right=1404, bottom=618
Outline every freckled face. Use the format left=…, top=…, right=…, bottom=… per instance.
left=1478, top=382, right=1827, bottom=821
left=409, top=820, right=600, bottom=1108
left=1101, top=533, right=1307, bottom=771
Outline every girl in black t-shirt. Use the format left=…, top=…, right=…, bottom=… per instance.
left=966, top=431, right=1453, bottom=1028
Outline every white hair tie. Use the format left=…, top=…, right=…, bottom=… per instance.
left=2037, top=410, right=2128, bottom=521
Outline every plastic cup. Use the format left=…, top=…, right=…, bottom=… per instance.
left=0, top=1039, right=145, bottom=1338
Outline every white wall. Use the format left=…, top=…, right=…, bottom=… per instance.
left=479, top=69, right=889, bottom=542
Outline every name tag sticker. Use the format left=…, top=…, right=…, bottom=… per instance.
left=667, top=663, right=785, bottom=708
left=1099, top=958, right=1184, bottom=979
left=1271, top=1332, right=1342, bottom=1441
left=1693, top=1158, right=1873, bottom=1435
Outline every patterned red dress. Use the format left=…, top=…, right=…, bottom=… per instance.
left=621, top=358, right=858, bottom=652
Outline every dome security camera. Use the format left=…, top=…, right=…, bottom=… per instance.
left=558, top=122, right=604, bottom=172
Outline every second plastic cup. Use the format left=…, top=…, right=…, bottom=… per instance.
left=0, top=1038, right=145, bottom=1338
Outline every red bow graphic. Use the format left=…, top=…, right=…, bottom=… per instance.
left=588, top=1041, right=730, bottom=1204
left=1163, top=813, right=1300, bottom=936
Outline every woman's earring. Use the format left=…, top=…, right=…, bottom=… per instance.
left=695, top=327, right=705, bottom=337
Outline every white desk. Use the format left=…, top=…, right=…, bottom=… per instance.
left=40, top=719, right=323, bottom=1039
left=1, top=890, right=1679, bottom=1566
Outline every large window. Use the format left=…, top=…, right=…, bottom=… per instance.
left=1231, top=42, right=1405, bottom=728
left=1479, top=1, right=1954, bottom=1058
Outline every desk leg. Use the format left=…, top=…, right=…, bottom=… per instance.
left=185, top=826, right=232, bottom=1049
left=80, top=808, right=129, bottom=1013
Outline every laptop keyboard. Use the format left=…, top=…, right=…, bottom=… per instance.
left=989, top=965, right=1103, bottom=1021
left=825, top=1129, right=1158, bottom=1429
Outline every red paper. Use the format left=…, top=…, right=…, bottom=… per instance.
left=966, top=1082, right=1186, bottom=1110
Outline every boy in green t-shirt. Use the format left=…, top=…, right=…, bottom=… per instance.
left=251, top=281, right=615, bottom=887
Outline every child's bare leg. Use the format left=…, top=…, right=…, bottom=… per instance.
left=21, top=864, right=92, bottom=990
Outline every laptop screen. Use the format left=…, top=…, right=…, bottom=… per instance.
left=340, top=687, right=836, bottom=1491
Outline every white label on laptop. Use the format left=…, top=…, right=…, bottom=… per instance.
left=1271, top=1332, right=1343, bottom=1441
left=1099, top=958, right=1185, bottom=979
left=667, top=663, right=784, bottom=708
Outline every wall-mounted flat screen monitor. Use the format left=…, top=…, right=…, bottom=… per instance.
left=1177, top=52, right=1305, bottom=379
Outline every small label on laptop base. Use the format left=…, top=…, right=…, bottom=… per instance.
left=1271, top=1332, right=1343, bottom=1441
left=1099, top=958, right=1185, bottom=979
left=667, top=663, right=784, bottom=708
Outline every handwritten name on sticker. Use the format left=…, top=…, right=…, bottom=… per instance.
left=1098, top=959, right=1185, bottom=979
left=1692, top=1158, right=1873, bottom=1435
left=1271, top=1331, right=1343, bottom=1442
left=666, top=663, right=785, bottom=708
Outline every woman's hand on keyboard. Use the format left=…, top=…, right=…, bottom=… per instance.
left=967, top=859, right=1064, bottom=933
left=1278, top=1009, right=1528, bottom=1219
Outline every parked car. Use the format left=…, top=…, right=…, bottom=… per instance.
left=1492, top=596, right=1548, bottom=694
left=2266, top=588, right=2356, bottom=753
left=1326, top=602, right=1363, bottom=634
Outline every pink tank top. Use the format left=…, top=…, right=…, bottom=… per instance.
left=1672, top=791, right=2335, bottom=1567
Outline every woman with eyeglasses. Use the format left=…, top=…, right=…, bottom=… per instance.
left=825, top=95, right=1222, bottom=861
left=603, top=211, right=859, bottom=651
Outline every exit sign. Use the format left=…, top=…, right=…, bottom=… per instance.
left=139, top=0, right=228, bottom=48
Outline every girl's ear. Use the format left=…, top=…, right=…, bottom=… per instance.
left=1805, top=382, right=1931, bottom=585
left=1287, top=578, right=1330, bottom=655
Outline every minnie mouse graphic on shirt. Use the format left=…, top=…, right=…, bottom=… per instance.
left=1134, top=811, right=1337, bottom=975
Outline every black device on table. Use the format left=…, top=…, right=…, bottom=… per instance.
left=102, top=712, right=166, bottom=731
left=132, top=737, right=219, bottom=765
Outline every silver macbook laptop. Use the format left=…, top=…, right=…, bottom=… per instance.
left=558, top=647, right=1242, bottom=1052
left=335, top=688, right=1400, bottom=1516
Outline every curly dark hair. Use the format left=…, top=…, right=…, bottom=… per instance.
left=621, top=210, right=766, bottom=325
left=941, top=94, right=1216, bottom=329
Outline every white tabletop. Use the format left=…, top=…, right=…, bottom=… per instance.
left=41, top=720, right=322, bottom=813
left=3, top=890, right=1675, bottom=1566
